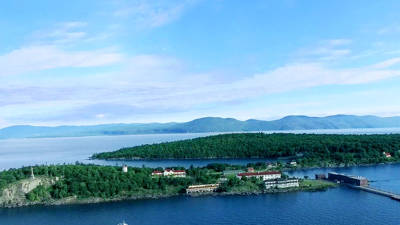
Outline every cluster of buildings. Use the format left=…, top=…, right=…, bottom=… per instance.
left=122, top=165, right=187, bottom=178
left=122, top=165, right=299, bottom=193
left=237, top=168, right=299, bottom=189
left=151, top=169, right=186, bottom=178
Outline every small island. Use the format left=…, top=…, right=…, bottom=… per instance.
left=0, top=163, right=336, bottom=208
left=92, top=133, right=400, bottom=168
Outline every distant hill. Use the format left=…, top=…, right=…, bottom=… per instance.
left=1, top=115, right=400, bottom=139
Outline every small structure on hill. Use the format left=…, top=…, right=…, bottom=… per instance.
left=247, top=167, right=255, bottom=172
left=186, top=184, right=219, bottom=193
left=30, top=167, right=35, bottom=179
left=383, top=152, right=392, bottom=158
left=122, top=165, right=128, bottom=173
left=237, top=171, right=281, bottom=181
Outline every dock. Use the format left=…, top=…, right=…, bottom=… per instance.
left=349, top=185, right=400, bottom=201
left=325, top=172, right=400, bottom=202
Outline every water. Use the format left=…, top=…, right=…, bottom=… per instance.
left=1, top=127, right=400, bottom=171
left=1, top=164, right=399, bottom=225
left=1, top=128, right=400, bottom=225
left=0, top=133, right=214, bottom=170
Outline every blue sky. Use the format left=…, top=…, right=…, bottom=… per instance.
left=1, top=0, right=400, bottom=127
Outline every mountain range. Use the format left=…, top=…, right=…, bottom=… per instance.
left=1, top=115, right=400, bottom=139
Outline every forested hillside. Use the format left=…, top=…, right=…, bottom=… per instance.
left=92, top=133, right=400, bottom=166
left=0, top=164, right=218, bottom=204
left=2, top=115, right=400, bottom=139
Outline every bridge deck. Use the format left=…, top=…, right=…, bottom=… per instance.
left=349, top=185, right=400, bottom=201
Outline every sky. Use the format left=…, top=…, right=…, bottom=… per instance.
left=1, top=0, right=400, bottom=128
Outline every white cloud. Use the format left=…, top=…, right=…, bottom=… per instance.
left=372, top=57, right=400, bottom=69
left=325, top=39, right=352, bottom=46
left=32, top=21, right=89, bottom=44
left=295, top=39, right=352, bottom=61
left=0, top=45, right=123, bottom=76
left=1, top=54, right=400, bottom=126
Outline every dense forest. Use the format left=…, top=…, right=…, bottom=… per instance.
left=92, top=133, right=400, bottom=166
left=0, top=164, right=219, bottom=203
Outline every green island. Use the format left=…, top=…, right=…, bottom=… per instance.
left=92, top=133, right=400, bottom=167
left=0, top=163, right=336, bottom=208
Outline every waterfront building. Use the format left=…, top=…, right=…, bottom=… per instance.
left=122, top=165, right=128, bottom=173
left=265, top=179, right=299, bottom=189
left=328, top=172, right=368, bottom=186
left=186, top=184, right=219, bottom=193
left=315, top=174, right=326, bottom=180
left=237, top=171, right=281, bottom=181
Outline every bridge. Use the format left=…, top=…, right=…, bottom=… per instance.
left=325, top=172, right=400, bottom=201
left=348, top=185, right=400, bottom=201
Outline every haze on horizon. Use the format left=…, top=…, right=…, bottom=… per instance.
left=1, top=0, right=400, bottom=129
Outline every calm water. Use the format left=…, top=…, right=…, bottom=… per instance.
left=2, top=127, right=400, bottom=170
left=1, top=128, right=400, bottom=225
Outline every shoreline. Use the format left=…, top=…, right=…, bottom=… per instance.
left=1, top=181, right=336, bottom=209
left=1, top=160, right=394, bottom=209
left=91, top=156, right=400, bottom=170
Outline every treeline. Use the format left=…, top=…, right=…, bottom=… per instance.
left=92, top=133, right=400, bottom=165
left=0, top=164, right=220, bottom=202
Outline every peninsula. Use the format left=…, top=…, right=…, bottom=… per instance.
left=92, top=133, right=400, bottom=168
left=0, top=164, right=335, bottom=208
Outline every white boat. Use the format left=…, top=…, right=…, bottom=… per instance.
left=118, top=221, right=128, bottom=225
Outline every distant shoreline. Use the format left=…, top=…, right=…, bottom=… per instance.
left=2, top=115, right=400, bottom=140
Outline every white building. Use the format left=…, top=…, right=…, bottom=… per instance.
left=152, top=169, right=186, bottom=177
left=265, top=179, right=299, bottom=189
left=186, top=184, right=219, bottom=193
left=237, top=171, right=281, bottom=181
left=122, top=165, right=128, bottom=173
left=383, top=152, right=392, bottom=158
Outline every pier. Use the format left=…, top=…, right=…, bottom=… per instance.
left=324, top=172, right=400, bottom=202
left=349, top=185, right=400, bottom=201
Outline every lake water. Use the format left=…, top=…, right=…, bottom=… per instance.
left=2, top=127, right=400, bottom=171
left=1, top=128, right=400, bottom=225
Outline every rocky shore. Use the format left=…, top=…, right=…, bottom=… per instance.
left=1, top=178, right=336, bottom=208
